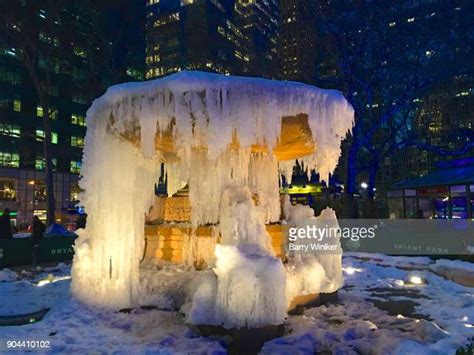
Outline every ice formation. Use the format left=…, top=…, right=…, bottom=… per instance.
left=71, top=71, right=353, bottom=324
left=284, top=201, right=343, bottom=302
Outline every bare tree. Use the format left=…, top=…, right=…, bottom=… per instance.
left=318, top=0, right=474, bottom=217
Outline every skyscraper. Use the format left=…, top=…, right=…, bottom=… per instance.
left=0, top=2, right=144, bottom=225
left=278, top=0, right=317, bottom=84
left=145, top=0, right=279, bottom=79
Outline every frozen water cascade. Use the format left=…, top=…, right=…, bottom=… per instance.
left=71, top=71, right=353, bottom=325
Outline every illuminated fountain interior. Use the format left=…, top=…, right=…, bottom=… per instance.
left=71, top=71, right=353, bottom=328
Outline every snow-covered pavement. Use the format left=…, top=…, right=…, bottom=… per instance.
left=263, top=254, right=474, bottom=354
left=0, top=255, right=473, bottom=354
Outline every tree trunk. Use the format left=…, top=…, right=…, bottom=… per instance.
left=365, top=163, right=378, bottom=218
left=41, top=102, right=56, bottom=226
left=23, top=59, right=56, bottom=226
left=343, top=146, right=358, bottom=218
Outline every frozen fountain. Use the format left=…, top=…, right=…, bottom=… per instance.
left=71, top=71, right=353, bottom=329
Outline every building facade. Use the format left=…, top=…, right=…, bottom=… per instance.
left=277, top=0, right=318, bottom=84
left=0, top=2, right=145, bottom=226
left=145, top=0, right=279, bottom=79
left=0, top=44, right=85, bottom=225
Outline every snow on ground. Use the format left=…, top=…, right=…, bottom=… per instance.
left=1, top=254, right=473, bottom=354
left=433, top=258, right=474, bottom=273
left=263, top=254, right=474, bottom=354
left=0, top=263, right=225, bottom=354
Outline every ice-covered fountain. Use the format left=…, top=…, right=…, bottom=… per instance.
left=71, top=71, right=353, bottom=329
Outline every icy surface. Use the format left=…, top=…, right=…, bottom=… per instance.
left=72, top=71, right=353, bottom=318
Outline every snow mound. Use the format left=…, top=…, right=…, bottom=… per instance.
left=0, top=269, right=17, bottom=282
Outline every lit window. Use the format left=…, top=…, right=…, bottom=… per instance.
left=389, top=22, right=396, bottom=27
left=35, top=158, right=44, bottom=170
left=0, top=179, right=16, bottom=201
left=70, top=160, right=82, bottom=174
left=33, top=182, right=47, bottom=202
left=153, top=12, right=179, bottom=27
left=36, top=129, right=45, bottom=141
left=35, top=157, right=57, bottom=170
left=0, top=152, right=20, bottom=168
left=37, top=106, right=44, bottom=117
left=71, top=113, right=86, bottom=126
left=33, top=210, right=47, bottom=221
left=51, top=132, right=58, bottom=144
left=71, top=136, right=84, bottom=147
left=36, top=130, right=58, bottom=143
left=13, top=99, right=21, bottom=112
left=407, top=17, right=415, bottom=23
left=70, top=183, right=81, bottom=202
left=0, top=123, right=20, bottom=138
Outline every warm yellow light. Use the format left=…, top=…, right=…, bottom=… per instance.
left=36, top=275, right=71, bottom=287
left=28, top=180, right=35, bottom=185
left=409, top=276, right=423, bottom=285
left=343, top=266, right=363, bottom=275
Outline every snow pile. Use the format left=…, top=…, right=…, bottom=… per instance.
left=71, top=71, right=353, bottom=318
left=0, top=268, right=17, bottom=282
